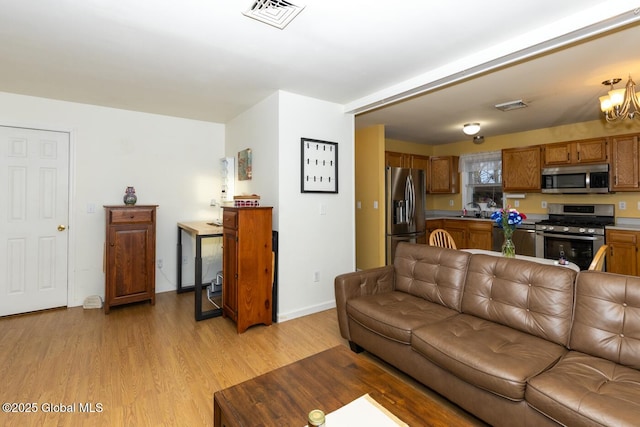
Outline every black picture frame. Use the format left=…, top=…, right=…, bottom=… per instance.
left=301, top=138, right=338, bottom=193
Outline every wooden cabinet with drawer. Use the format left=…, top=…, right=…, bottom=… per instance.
left=442, top=219, right=492, bottom=250
left=104, top=205, right=158, bottom=313
left=222, top=207, right=273, bottom=333
left=605, top=229, right=640, bottom=276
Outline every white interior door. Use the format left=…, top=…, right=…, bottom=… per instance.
left=0, top=126, right=69, bottom=316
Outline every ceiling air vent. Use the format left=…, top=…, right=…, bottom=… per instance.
left=495, top=99, right=528, bottom=112
left=243, top=0, right=305, bottom=30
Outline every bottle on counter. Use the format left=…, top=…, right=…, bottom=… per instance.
left=559, top=245, right=568, bottom=265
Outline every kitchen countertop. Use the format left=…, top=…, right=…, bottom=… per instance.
left=425, top=210, right=545, bottom=225
left=607, top=218, right=640, bottom=231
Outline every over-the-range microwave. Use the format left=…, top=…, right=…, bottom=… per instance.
left=541, top=164, right=610, bottom=194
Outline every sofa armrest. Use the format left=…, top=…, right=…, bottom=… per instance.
left=334, top=265, right=394, bottom=340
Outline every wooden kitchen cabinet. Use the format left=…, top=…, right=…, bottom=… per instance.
left=222, top=207, right=273, bottom=333
left=502, top=146, right=541, bottom=192
left=104, top=205, right=157, bottom=313
left=385, top=151, right=429, bottom=172
left=542, top=138, right=608, bottom=166
left=605, top=229, right=639, bottom=276
left=429, top=156, right=459, bottom=194
left=610, top=134, right=639, bottom=191
left=442, top=219, right=492, bottom=250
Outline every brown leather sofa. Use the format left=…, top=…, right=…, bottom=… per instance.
left=334, top=243, right=640, bottom=427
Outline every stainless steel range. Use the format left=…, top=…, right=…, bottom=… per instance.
left=535, top=203, right=614, bottom=270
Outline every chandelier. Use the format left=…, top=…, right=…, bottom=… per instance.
left=599, top=76, right=640, bottom=122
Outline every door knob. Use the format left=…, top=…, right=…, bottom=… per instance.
left=57, top=225, right=66, bottom=231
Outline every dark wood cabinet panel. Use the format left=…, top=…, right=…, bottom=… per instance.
left=222, top=207, right=273, bottom=333
left=104, top=205, right=157, bottom=313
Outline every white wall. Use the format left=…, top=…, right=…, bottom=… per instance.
left=227, top=91, right=355, bottom=321
left=0, top=92, right=225, bottom=306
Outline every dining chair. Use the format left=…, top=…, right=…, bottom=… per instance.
left=429, top=229, right=457, bottom=249
left=588, top=244, right=608, bottom=271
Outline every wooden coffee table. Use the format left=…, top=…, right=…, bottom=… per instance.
left=213, top=345, right=482, bottom=426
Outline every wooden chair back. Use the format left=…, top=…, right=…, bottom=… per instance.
left=428, top=229, right=457, bottom=249
left=588, top=244, right=608, bottom=271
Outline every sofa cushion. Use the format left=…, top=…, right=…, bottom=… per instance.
left=462, top=254, right=576, bottom=346
left=570, top=271, right=640, bottom=369
left=347, top=292, right=459, bottom=344
left=412, top=314, right=567, bottom=401
left=526, top=351, right=640, bottom=427
left=394, top=243, right=471, bottom=312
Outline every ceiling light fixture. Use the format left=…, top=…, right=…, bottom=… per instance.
left=600, top=76, right=640, bottom=121
left=462, top=123, right=481, bottom=136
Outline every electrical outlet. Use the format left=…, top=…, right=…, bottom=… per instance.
left=637, top=201, right=640, bottom=210
left=373, top=201, right=378, bottom=209
left=619, top=201, right=627, bottom=210
left=157, top=259, right=163, bottom=269
left=182, top=255, right=188, bottom=264
left=357, top=201, right=362, bottom=209
left=449, top=199, right=454, bottom=207
left=313, top=271, right=320, bottom=282
left=514, top=200, right=520, bottom=207
left=541, top=201, right=547, bottom=209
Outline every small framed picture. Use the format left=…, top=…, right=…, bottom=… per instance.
left=301, top=138, right=338, bottom=193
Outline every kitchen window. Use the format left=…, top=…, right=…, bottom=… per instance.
left=460, top=151, right=503, bottom=212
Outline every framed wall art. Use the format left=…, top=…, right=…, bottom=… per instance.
left=238, top=148, right=252, bottom=181
left=301, top=138, right=338, bottom=193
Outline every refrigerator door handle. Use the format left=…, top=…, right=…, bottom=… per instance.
left=405, top=173, right=415, bottom=226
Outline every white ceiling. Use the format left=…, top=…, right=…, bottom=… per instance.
left=0, top=1, right=639, bottom=145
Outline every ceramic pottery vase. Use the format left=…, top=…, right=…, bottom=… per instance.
left=123, top=186, right=137, bottom=205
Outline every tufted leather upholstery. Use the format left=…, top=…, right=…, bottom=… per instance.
left=393, top=243, right=471, bottom=311
left=462, top=254, right=576, bottom=346
left=569, top=271, right=640, bottom=369
left=334, top=243, right=640, bottom=426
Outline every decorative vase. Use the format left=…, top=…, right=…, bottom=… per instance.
left=502, top=235, right=516, bottom=258
left=123, top=186, right=137, bottom=205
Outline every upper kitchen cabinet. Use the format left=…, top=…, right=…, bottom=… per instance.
left=385, top=151, right=429, bottom=171
left=542, top=138, right=609, bottom=166
left=502, top=146, right=541, bottom=192
left=611, top=134, right=640, bottom=191
left=429, top=156, right=459, bottom=194
left=385, top=151, right=408, bottom=168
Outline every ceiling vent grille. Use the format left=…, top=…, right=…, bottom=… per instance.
left=495, top=100, right=528, bottom=112
left=243, top=0, right=305, bottom=30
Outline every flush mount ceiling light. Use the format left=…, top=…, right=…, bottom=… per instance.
left=462, top=123, right=481, bottom=136
left=243, top=0, right=305, bottom=30
left=599, top=76, right=640, bottom=122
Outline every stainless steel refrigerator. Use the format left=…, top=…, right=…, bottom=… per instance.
left=386, top=166, right=426, bottom=264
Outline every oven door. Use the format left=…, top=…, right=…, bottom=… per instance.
left=535, top=231, right=604, bottom=270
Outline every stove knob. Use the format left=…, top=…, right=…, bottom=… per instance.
left=588, top=228, right=596, bottom=233
left=563, top=227, right=570, bottom=232
left=548, top=226, right=554, bottom=231
left=539, top=225, right=546, bottom=230
left=579, top=228, right=586, bottom=233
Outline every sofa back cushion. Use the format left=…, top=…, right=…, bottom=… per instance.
left=394, top=243, right=471, bottom=312
left=570, top=271, right=640, bottom=369
left=462, top=254, right=577, bottom=346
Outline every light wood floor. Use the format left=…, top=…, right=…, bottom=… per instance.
left=0, top=291, right=482, bottom=427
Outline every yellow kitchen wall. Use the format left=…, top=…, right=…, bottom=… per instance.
left=356, top=125, right=386, bottom=269
left=428, top=118, right=640, bottom=218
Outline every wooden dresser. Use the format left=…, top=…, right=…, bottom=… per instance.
left=103, top=205, right=158, bottom=313
left=222, top=206, right=273, bottom=333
